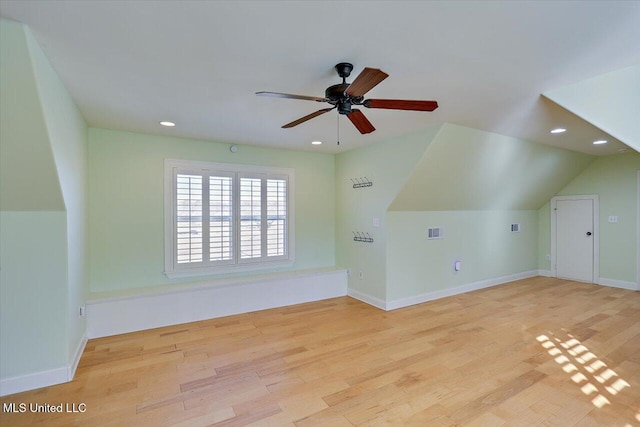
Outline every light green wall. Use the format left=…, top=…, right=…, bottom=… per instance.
left=26, top=26, right=89, bottom=359
left=0, top=19, right=64, bottom=211
left=390, top=123, right=594, bottom=210
left=383, top=123, right=589, bottom=302
left=0, top=19, right=88, bottom=381
left=0, top=212, right=68, bottom=378
left=544, top=65, right=640, bottom=152
left=338, top=123, right=595, bottom=303
left=387, top=210, right=538, bottom=301
left=335, top=126, right=442, bottom=300
left=88, top=128, right=335, bottom=292
left=538, top=153, right=639, bottom=283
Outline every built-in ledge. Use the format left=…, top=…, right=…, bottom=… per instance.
left=86, top=267, right=347, bottom=338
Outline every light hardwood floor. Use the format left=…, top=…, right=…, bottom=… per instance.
left=1, top=277, right=639, bottom=426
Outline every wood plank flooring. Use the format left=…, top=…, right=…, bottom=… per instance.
left=1, top=277, right=639, bottom=426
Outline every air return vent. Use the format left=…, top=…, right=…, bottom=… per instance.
left=427, top=227, right=444, bottom=240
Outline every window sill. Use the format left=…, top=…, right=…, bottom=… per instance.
left=164, top=259, right=295, bottom=279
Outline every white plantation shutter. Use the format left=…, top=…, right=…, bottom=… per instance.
left=238, top=175, right=288, bottom=262
left=240, top=177, right=262, bottom=260
left=209, top=175, right=233, bottom=262
left=176, top=174, right=203, bottom=264
left=165, top=160, right=294, bottom=278
left=267, top=178, right=287, bottom=257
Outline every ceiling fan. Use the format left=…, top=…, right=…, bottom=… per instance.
left=256, top=62, right=438, bottom=134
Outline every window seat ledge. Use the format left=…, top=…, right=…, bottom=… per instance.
left=87, top=267, right=346, bottom=304
left=85, top=267, right=348, bottom=338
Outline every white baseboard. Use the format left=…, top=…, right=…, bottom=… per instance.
left=384, top=270, right=539, bottom=311
left=0, top=333, right=88, bottom=397
left=597, top=277, right=639, bottom=291
left=347, top=288, right=387, bottom=310
left=348, top=271, right=538, bottom=312
left=537, top=271, right=637, bottom=290
left=69, top=334, right=87, bottom=380
left=87, top=268, right=348, bottom=338
left=0, top=366, right=68, bottom=397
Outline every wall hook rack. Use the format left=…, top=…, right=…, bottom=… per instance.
left=351, top=177, right=373, bottom=189
left=353, top=231, right=374, bottom=243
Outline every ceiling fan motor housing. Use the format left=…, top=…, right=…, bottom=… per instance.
left=325, top=83, right=353, bottom=114
left=325, top=83, right=350, bottom=101
left=325, top=81, right=364, bottom=115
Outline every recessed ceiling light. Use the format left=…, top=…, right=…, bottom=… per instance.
left=311, top=141, right=322, bottom=145
left=550, top=128, right=566, bottom=134
left=160, top=121, right=175, bottom=127
left=593, top=140, right=607, bottom=145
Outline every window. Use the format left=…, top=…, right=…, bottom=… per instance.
left=164, top=159, right=294, bottom=278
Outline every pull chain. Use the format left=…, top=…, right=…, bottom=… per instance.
left=337, top=114, right=340, bottom=146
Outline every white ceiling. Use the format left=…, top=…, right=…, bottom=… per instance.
left=1, top=1, right=639, bottom=154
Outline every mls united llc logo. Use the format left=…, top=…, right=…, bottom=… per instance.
left=3, top=402, right=87, bottom=413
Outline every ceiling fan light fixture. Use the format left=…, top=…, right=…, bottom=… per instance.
left=550, top=128, right=566, bottom=134
left=256, top=62, right=437, bottom=135
left=593, top=139, right=607, bottom=145
left=160, top=121, right=175, bottom=127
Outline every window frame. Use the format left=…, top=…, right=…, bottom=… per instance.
left=164, top=158, right=295, bottom=279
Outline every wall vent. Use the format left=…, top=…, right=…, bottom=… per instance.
left=511, top=223, right=521, bottom=232
left=427, top=227, right=444, bottom=240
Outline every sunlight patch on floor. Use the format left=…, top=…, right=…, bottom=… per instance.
left=536, top=332, right=630, bottom=409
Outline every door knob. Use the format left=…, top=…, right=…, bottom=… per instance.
left=586, top=232, right=592, bottom=236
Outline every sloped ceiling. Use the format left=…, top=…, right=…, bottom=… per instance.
left=544, top=64, right=640, bottom=153
left=0, top=20, right=65, bottom=211
left=388, top=124, right=595, bottom=211
left=0, top=1, right=638, bottom=154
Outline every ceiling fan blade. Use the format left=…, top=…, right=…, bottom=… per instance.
left=347, top=109, right=375, bottom=134
left=345, top=67, right=389, bottom=97
left=363, top=99, right=439, bottom=111
left=282, top=107, right=335, bottom=128
left=256, top=91, right=328, bottom=102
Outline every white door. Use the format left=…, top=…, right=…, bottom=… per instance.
left=555, top=198, right=594, bottom=282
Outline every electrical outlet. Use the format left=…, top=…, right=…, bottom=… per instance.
left=359, top=271, right=364, bottom=280
left=546, top=254, right=550, bottom=261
